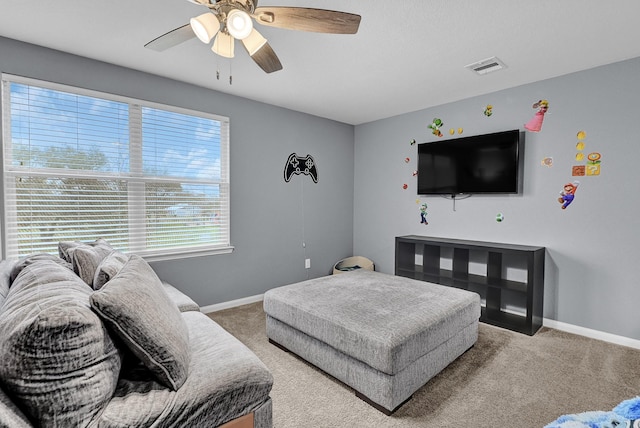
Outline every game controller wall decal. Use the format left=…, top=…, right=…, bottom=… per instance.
left=284, top=153, right=318, bottom=183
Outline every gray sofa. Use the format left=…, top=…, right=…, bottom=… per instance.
left=0, top=240, right=273, bottom=428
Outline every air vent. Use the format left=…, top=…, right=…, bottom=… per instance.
left=465, top=56, right=507, bottom=75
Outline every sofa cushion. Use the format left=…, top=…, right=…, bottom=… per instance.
left=93, top=250, right=129, bottom=290
left=58, top=238, right=114, bottom=286
left=0, top=257, right=122, bottom=427
left=90, top=255, right=191, bottom=390
left=97, top=311, right=273, bottom=428
left=9, top=253, right=72, bottom=284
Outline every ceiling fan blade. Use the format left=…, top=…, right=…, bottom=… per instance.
left=145, top=24, right=195, bottom=51
left=250, top=43, right=283, bottom=73
left=254, top=7, right=361, bottom=34
left=241, top=29, right=282, bottom=73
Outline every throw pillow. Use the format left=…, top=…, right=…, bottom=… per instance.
left=90, top=254, right=190, bottom=390
left=0, top=259, right=18, bottom=307
left=58, top=238, right=114, bottom=286
left=0, top=258, right=122, bottom=427
left=93, top=250, right=129, bottom=290
left=57, top=239, right=105, bottom=262
left=0, top=384, right=31, bottom=428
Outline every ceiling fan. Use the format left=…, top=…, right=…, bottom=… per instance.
left=145, top=0, right=361, bottom=74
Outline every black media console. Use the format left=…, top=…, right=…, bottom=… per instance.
left=395, top=235, right=545, bottom=335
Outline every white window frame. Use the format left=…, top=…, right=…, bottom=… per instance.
left=1, top=74, right=232, bottom=261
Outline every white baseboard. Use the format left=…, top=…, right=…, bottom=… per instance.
left=201, top=296, right=640, bottom=350
left=544, top=318, right=640, bottom=350
left=200, top=294, right=264, bottom=314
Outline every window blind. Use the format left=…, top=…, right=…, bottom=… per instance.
left=1, top=74, right=231, bottom=260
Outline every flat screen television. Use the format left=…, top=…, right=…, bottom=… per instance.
left=417, top=129, right=523, bottom=196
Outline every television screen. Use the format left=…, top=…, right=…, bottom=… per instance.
left=417, top=130, right=523, bottom=195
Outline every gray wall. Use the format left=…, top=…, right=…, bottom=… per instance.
left=0, top=37, right=355, bottom=306
left=354, top=57, right=640, bottom=340
left=3, top=36, right=639, bottom=342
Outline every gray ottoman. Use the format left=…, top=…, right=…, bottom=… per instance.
left=263, top=270, right=480, bottom=414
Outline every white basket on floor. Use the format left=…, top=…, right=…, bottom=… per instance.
left=332, top=256, right=375, bottom=274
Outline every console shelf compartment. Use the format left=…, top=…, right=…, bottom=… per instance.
left=395, top=235, right=545, bottom=335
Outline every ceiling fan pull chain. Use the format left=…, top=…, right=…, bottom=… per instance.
left=229, top=35, right=233, bottom=85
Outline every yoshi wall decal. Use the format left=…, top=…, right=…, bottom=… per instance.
left=428, top=118, right=444, bottom=137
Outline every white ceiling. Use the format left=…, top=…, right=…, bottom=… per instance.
left=2, top=0, right=640, bottom=125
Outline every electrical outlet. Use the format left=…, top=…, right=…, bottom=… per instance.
left=305, top=258, right=311, bottom=269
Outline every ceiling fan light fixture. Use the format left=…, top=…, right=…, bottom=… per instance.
left=226, top=9, right=253, bottom=40
left=212, top=31, right=235, bottom=58
left=243, top=29, right=267, bottom=56
left=190, top=13, right=220, bottom=43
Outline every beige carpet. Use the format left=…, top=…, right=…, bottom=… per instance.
left=208, top=302, right=640, bottom=427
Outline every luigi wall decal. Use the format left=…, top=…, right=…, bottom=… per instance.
left=419, top=203, right=428, bottom=225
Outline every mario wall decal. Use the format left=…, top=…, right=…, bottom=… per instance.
left=558, top=181, right=579, bottom=209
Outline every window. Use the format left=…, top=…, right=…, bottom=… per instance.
left=1, top=74, right=231, bottom=260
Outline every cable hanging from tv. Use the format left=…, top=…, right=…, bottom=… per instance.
left=440, top=194, right=472, bottom=211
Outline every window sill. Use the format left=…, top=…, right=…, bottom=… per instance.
left=137, top=246, right=235, bottom=263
